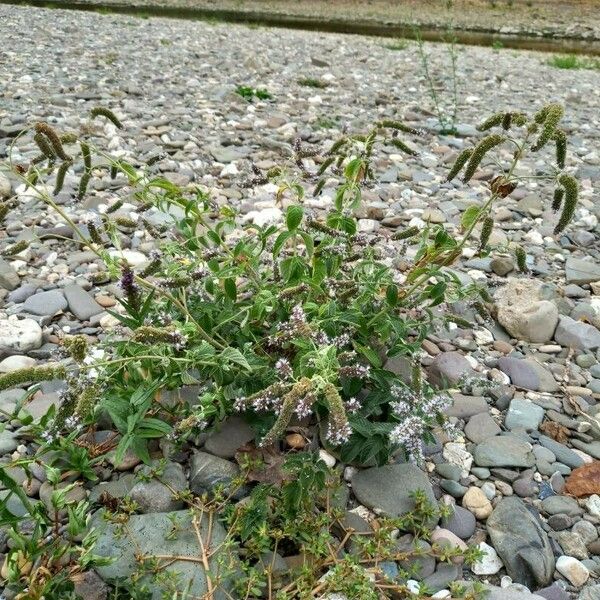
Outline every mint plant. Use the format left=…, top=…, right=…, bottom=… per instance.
left=0, top=103, right=579, bottom=469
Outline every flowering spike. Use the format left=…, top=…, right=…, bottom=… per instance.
left=63, top=335, right=88, bottom=363
left=1, top=240, right=29, bottom=257
left=392, top=225, right=419, bottom=241
left=53, top=160, right=72, bottom=196
left=377, top=119, right=419, bottom=134
left=33, top=132, right=56, bottom=161
left=317, top=156, right=335, bottom=176
left=463, top=135, right=506, bottom=183
left=90, top=106, right=123, bottom=129
left=34, top=122, right=71, bottom=161
left=552, top=188, right=564, bottom=212
left=388, top=138, right=417, bottom=156
left=327, top=137, right=348, bottom=156
left=514, top=245, right=528, bottom=273
left=0, top=364, right=67, bottom=392
left=553, top=130, right=567, bottom=169
left=323, top=382, right=351, bottom=446
left=260, top=378, right=313, bottom=447
left=77, top=172, right=91, bottom=200
left=554, top=174, right=578, bottom=234
left=476, top=113, right=504, bottom=131
left=313, top=178, right=325, bottom=196
left=532, top=103, right=564, bottom=151
left=446, top=148, right=473, bottom=182
left=479, top=217, right=494, bottom=249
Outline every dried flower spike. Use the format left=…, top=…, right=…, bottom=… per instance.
left=479, top=217, right=494, bottom=250
left=53, top=160, right=72, bottom=196
left=392, top=225, right=419, bottom=241
left=553, top=130, right=567, bottom=169
left=476, top=112, right=504, bottom=131
left=1, top=240, right=29, bottom=257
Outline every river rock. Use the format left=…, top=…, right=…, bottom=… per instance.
left=93, top=509, right=237, bottom=600
left=0, top=316, right=43, bottom=351
left=487, top=496, right=555, bottom=588
left=554, top=316, right=600, bottom=351
left=473, top=435, right=535, bottom=468
left=565, top=258, right=600, bottom=285
left=351, top=463, right=438, bottom=524
left=495, top=278, right=559, bottom=343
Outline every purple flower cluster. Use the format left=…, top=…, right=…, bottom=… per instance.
left=326, top=420, right=352, bottom=445
left=389, top=384, right=451, bottom=462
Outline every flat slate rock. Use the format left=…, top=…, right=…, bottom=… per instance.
left=22, top=290, right=67, bottom=316
left=204, top=415, right=255, bottom=459
left=473, top=435, right=535, bottom=468
left=351, top=463, right=438, bottom=524
left=538, top=435, right=584, bottom=469
left=497, top=357, right=559, bottom=392
left=63, top=283, right=103, bottom=320
left=487, top=496, right=555, bottom=589
left=93, top=509, right=237, bottom=600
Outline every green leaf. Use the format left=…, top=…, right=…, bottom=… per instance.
left=220, top=347, right=251, bottom=371
left=273, top=231, right=293, bottom=257
left=286, top=205, right=304, bottom=231
left=355, top=343, right=382, bottom=368
left=224, top=278, right=237, bottom=301
left=386, top=284, right=399, bottom=307
left=461, top=205, right=481, bottom=230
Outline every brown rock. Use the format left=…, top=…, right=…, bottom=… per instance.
left=564, top=462, right=600, bottom=497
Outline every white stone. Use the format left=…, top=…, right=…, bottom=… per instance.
left=585, top=495, right=600, bottom=518
left=432, top=592, right=451, bottom=599
left=471, top=542, right=503, bottom=575
left=0, top=316, right=43, bottom=352
left=406, top=580, right=420, bottom=594
left=495, top=278, right=559, bottom=343
left=442, top=442, right=473, bottom=477
left=107, top=249, right=147, bottom=267
left=0, top=355, right=36, bottom=373
left=556, top=555, right=589, bottom=587
left=246, top=207, right=282, bottom=227
left=474, top=328, right=494, bottom=345
left=319, top=449, right=336, bottom=468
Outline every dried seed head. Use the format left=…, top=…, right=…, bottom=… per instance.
left=80, top=141, right=92, bottom=170
left=446, top=148, right=473, bottom=182
left=554, top=173, right=578, bottom=234
left=87, top=221, right=104, bottom=245
left=90, top=106, right=123, bottom=129
left=463, top=135, right=506, bottom=183
left=313, top=178, right=326, bottom=196
left=317, top=156, right=335, bottom=176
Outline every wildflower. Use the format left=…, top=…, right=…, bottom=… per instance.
left=275, top=358, right=292, bottom=379
left=326, top=421, right=352, bottom=445
left=64, top=415, right=80, bottom=430
left=390, top=415, right=426, bottom=462
left=345, top=396, right=361, bottom=413
left=119, top=264, right=141, bottom=311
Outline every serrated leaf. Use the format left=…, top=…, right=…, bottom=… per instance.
left=461, top=205, right=481, bottom=230
left=286, top=205, right=304, bottom=230
left=224, top=278, right=237, bottom=301
left=220, top=347, right=251, bottom=371
left=273, top=231, right=293, bottom=257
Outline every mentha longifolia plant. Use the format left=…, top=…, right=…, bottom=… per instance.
left=0, top=102, right=579, bottom=467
